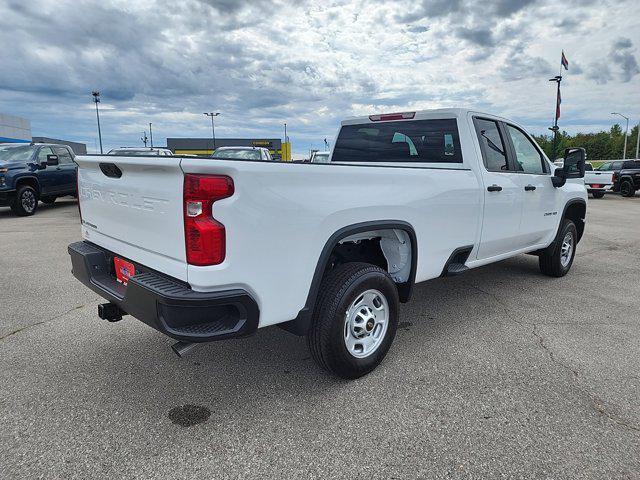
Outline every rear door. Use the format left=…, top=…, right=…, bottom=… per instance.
left=503, top=123, right=559, bottom=247
left=473, top=117, right=523, bottom=260
left=76, top=154, right=187, bottom=281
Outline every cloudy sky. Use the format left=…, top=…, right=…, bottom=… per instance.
left=1, top=0, right=638, bottom=155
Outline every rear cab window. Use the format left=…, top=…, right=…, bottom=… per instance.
left=332, top=118, right=463, bottom=164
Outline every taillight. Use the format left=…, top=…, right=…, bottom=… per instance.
left=183, top=174, right=234, bottom=266
left=369, top=112, right=415, bottom=122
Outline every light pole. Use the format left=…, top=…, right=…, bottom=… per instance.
left=635, top=120, right=639, bottom=160
left=204, top=112, right=220, bottom=151
left=149, top=122, right=153, bottom=148
left=91, top=91, right=103, bottom=154
left=611, top=112, right=629, bottom=160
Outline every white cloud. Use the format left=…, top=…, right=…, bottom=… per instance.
left=0, top=0, right=638, bottom=154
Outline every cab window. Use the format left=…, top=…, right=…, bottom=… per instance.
left=474, top=118, right=509, bottom=172
left=597, top=162, right=611, bottom=171
left=505, top=125, right=546, bottom=174
left=332, top=118, right=463, bottom=163
left=37, top=147, right=54, bottom=163
left=53, top=146, right=73, bottom=164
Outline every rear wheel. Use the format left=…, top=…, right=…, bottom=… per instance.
left=620, top=180, right=635, bottom=197
left=591, top=191, right=605, bottom=199
left=10, top=185, right=38, bottom=216
left=539, top=219, right=577, bottom=277
left=307, top=262, right=399, bottom=379
left=40, top=196, right=56, bottom=204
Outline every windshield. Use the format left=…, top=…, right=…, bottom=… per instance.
left=312, top=153, right=330, bottom=163
left=212, top=149, right=261, bottom=160
left=0, top=145, right=35, bottom=162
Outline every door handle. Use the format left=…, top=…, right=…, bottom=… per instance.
left=487, top=184, right=502, bottom=192
left=524, top=184, right=536, bottom=191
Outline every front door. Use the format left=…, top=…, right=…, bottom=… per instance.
left=35, top=146, right=57, bottom=195
left=52, top=146, right=77, bottom=194
left=503, top=124, right=559, bottom=247
left=473, top=117, right=523, bottom=260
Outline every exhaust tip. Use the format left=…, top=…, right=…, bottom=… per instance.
left=172, top=341, right=198, bottom=357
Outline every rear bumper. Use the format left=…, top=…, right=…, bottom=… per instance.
left=68, top=241, right=259, bottom=342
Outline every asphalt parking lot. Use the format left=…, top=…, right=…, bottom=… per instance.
left=1, top=195, right=639, bottom=479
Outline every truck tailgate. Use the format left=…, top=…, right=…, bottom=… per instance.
left=76, top=155, right=187, bottom=281
left=585, top=171, right=613, bottom=186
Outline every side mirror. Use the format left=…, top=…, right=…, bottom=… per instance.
left=46, top=154, right=59, bottom=166
left=552, top=147, right=586, bottom=188
left=562, top=147, right=585, bottom=178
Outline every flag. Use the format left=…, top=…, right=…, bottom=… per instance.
left=561, top=50, right=569, bottom=70
left=556, top=88, right=561, bottom=119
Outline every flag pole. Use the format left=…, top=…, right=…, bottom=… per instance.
left=549, top=51, right=567, bottom=160
left=548, top=75, right=561, bottom=160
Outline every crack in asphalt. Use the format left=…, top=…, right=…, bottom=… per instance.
left=0, top=298, right=100, bottom=342
left=464, top=280, right=640, bottom=434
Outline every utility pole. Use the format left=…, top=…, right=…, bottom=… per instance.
left=149, top=123, right=153, bottom=148
left=141, top=131, right=148, bottom=147
left=548, top=76, right=562, bottom=160
left=611, top=112, right=629, bottom=160
left=91, top=91, right=103, bottom=154
left=203, top=112, right=220, bottom=151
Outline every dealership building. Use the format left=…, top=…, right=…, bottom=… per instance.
left=167, top=137, right=291, bottom=161
left=1, top=113, right=87, bottom=154
left=0, top=113, right=32, bottom=143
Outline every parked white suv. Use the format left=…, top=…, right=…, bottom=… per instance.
left=69, top=109, right=587, bottom=379
left=107, top=147, right=174, bottom=156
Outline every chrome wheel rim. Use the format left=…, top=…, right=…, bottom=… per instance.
left=344, top=289, right=389, bottom=358
left=560, top=232, right=574, bottom=268
left=21, top=190, right=36, bottom=212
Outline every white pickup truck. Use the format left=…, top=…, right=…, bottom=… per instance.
left=584, top=162, right=613, bottom=198
left=68, top=109, right=587, bottom=379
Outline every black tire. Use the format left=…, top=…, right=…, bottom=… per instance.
left=40, top=196, right=56, bottom=204
left=10, top=185, right=38, bottom=216
left=539, top=219, right=577, bottom=277
left=620, top=180, right=635, bottom=197
left=307, top=262, right=399, bottom=379
left=591, top=191, right=605, bottom=199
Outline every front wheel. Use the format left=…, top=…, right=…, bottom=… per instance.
left=539, top=219, right=577, bottom=277
left=10, top=185, right=38, bottom=216
left=307, top=262, right=399, bottom=379
left=620, top=180, right=636, bottom=197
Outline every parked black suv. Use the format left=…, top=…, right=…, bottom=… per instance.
left=611, top=160, right=640, bottom=197
left=0, top=143, right=77, bottom=216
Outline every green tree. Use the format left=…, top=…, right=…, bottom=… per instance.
left=533, top=123, right=638, bottom=160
